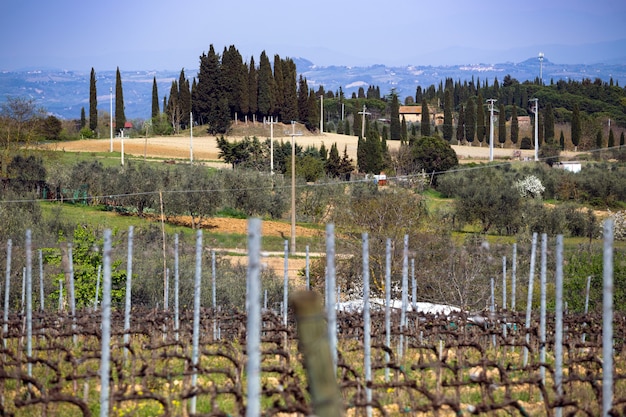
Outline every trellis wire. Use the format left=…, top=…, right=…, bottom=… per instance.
left=245, top=218, right=262, bottom=417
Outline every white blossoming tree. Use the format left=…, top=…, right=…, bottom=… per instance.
left=515, top=175, right=545, bottom=199
left=607, top=210, right=626, bottom=241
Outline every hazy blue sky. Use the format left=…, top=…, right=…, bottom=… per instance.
left=2, top=0, right=625, bottom=71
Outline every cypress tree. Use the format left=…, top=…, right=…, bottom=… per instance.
left=620, top=131, right=625, bottom=147
left=443, top=88, right=453, bottom=141
left=544, top=102, right=555, bottom=141
left=257, top=51, right=275, bottom=118
left=326, top=142, right=341, bottom=177
left=306, top=89, right=319, bottom=131
left=465, top=99, right=476, bottom=145
left=571, top=103, right=581, bottom=150
left=80, top=107, right=86, bottom=129
left=151, top=76, right=159, bottom=119
left=247, top=56, right=258, bottom=119
left=510, top=104, right=519, bottom=145
left=420, top=99, right=431, bottom=136
left=498, top=104, right=506, bottom=147
left=281, top=58, right=298, bottom=122
left=595, top=130, right=603, bottom=149
left=456, top=105, right=465, bottom=144
left=115, top=67, right=126, bottom=135
left=297, top=75, right=309, bottom=123
left=89, top=67, right=97, bottom=131
left=476, top=92, right=485, bottom=145
left=390, top=92, right=401, bottom=140
left=166, top=80, right=180, bottom=131
left=401, top=116, right=408, bottom=143
left=559, top=130, right=565, bottom=150
left=273, top=54, right=285, bottom=118
left=179, top=69, right=191, bottom=125
left=608, top=128, right=615, bottom=148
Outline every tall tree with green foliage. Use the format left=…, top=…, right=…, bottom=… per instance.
left=510, top=104, right=519, bottom=145
left=544, top=102, right=554, bottom=141
left=221, top=45, right=246, bottom=119
left=464, top=98, right=476, bottom=145
left=559, top=130, right=565, bottom=150
left=115, top=67, right=126, bottom=135
left=273, top=54, right=285, bottom=118
left=571, top=103, right=581, bottom=150
left=151, top=76, right=159, bottom=119
left=306, top=89, right=320, bottom=131
left=247, top=56, right=258, bottom=119
left=401, top=115, right=408, bottom=143
left=194, top=45, right=229, bottom=133
left=498, top=104, right=506, bottom=147
left=80, top=107, right=86, bottom=129
left=178, top=69, right=191, bottom=125
left=297, top=75, right=309, bottom=124
left=456, top=105, right=465, bottom=144
left=257, top=51, right=275, bottom=118
left=608, top=128, right=615, bottom=148
left=281, top=58, right=298, bottom=122
left=420, top=99, right=431, bottom=136
left=620, top=131, right=625, bottom=147
left=89, top=67, right=97, bottom=131
left=443, top=88, right=453, bottom=141
left=390, top=92, right=401, bottom=140
left=595, top=130, right=603, bottom=149
left=476, top=92, right=485, bottom=145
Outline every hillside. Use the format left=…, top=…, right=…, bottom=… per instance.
left=2, top=57, right=625, bottom=120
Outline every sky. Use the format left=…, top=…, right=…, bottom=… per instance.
left=1, top=0, right=626, bottom=71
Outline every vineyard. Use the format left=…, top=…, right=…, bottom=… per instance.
left=1, top=218, right=623, bottom=416
left=2, top=306, right=626, bottom=416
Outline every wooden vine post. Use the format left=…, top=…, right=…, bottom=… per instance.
left=291, top=291, right=343, bottom=417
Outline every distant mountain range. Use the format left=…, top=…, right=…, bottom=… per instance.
left=1, top=57, right=625, bottom=120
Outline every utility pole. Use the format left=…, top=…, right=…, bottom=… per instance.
left=264, top=116, right=279, bottom=174
left=358, top=105, right=370, bottom=140
left=487, top=99, right=497, bottom=161
left=530, top=98, right=539, bottom=161
left=286, top=121, right=302, bottom=254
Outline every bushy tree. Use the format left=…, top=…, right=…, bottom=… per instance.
left=410, top=136, right=458, bottom=177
